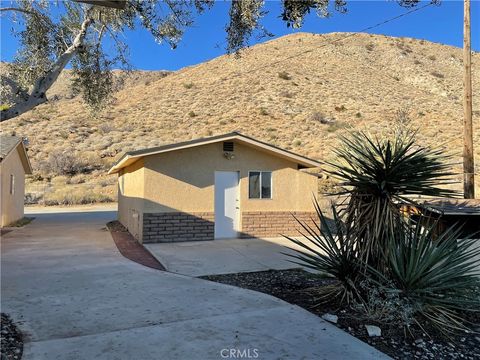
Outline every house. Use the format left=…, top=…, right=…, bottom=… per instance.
left=411, top=199, right=480, bottom=237
left=109, top=132, right=322, bottom=243
left=0, top=135, right=32, bottom=227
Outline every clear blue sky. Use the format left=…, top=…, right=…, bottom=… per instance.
left=1, top=0, right=479, bottom=71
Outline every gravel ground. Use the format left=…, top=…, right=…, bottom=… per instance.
left=1, top=313, right=23, bottom=360
left=200, top=269, right=480, bottom=360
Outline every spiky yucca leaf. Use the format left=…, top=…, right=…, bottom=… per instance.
left=326, top=130, right=458, bottom=270
left=370, top=218, right=480, bottom=334
left=283, top=200, right=361, bottom=304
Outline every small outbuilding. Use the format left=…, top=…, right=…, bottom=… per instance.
left=0, top=135, right=32, bottom=227
left=109, top=132, right=322, bottom=243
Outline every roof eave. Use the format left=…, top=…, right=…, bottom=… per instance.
left=107, top=133, right=322, bottom=174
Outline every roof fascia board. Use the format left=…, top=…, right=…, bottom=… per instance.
left=108, top=134, right=321, bottom=174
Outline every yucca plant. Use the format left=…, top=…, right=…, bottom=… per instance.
left=283, top=200, right=361, bottom=305
left=327, top=129, right=457, bottom=270
left=369, top=217, right=480, bottom=334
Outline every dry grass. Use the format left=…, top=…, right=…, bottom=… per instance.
left=1, top=32, right=479, bottom=201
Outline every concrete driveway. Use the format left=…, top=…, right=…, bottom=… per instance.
left=1, top=208, right=389, bottom=360
left=145, top=237, right=309, bottom=277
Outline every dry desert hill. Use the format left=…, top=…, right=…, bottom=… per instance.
left=1, top=32, right=479, bottom=204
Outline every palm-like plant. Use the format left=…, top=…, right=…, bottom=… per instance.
left=284, top=201, right=361, bottom=304
left=369, top=218, right=480, bottom=334
left=327, top=130, right=457, bottom=270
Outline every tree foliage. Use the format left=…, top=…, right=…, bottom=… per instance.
left=0, top=0, right=438, bottom=121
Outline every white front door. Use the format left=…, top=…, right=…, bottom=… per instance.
left=214, top=171, right=239, bottom=239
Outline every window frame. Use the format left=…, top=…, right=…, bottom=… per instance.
left=248, top=170, right=273, bottom=200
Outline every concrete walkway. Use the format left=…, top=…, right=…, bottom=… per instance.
left=145, top=237, right=309, bottom=276
left=1, top=209, right=389, bottom=360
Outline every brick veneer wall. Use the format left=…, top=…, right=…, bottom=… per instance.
left=143, top=212, right=214, bottom=243
left=142, top=211, right=319, bottom=243
left=240, top=211, right=318, bottom=238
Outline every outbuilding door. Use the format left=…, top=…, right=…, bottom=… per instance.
left=214, top=171, right=239, bottom=239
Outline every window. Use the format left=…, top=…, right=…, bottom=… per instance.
left=249, top=171, right=272, bottom=199
left=9, top=174, right=15, bottom=195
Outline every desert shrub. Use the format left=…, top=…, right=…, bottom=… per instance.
left=183, top=82, right=194, bottom=89
left=326, top=122, right=347, bottom=133
left=311, top=112, right=334, bottom=124
left=293, top=139, right=302, bottom=146
left=334, top=105, right=346, bottom=112
left=365, top=44, right=375, bottom=51
left=326, top=130, right=456, bottom=271
left=29, top=173, right=44, bottom=182
left=188, top=111, right=197, bottom=117
left=43, top=188, right=113, bottom=205
left=66, top=175, right=87, bottom=184
left=285, top=205, right=479, bottom=334
left=98, top=123, right=114, bottom=134
left=24, top=192, right=43, bottom=205
left=352, top=279, right=416, bottom=327
left=278, top=71, right=291, bottom=80
left=280, top=91, right=294, bottom=98
left=369, top=218, right=480, bottom=334
left=284, top=203, right=361, bottom=304
left=428, top=55, right=436, bottom=61
left=40, top=151, right=88, bottom=176
left=259, top=108, right=269, bottom=116
left=355, top=112, right=362, bottom=118
left=431, top=71, right=445, bottom=79
left=99, top=177, right=116, bottom=187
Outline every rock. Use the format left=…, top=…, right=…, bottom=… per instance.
left=321, top=313, right=338, bottom=324
left=365, top=325, right=382, bottom=337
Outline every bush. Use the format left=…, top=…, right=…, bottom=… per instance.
left=431, top=71, right=445, bottom=79
left=40, top=150, right=97, bottom=176
left=326, top=130, right=456, bottom=270
left=326, top=122, right=347, bottom=133
left=286, top=207, right=480, bottom=334
left=311, top=112, right=334, bottom=124
left=284, top=203, right=361, bottom=304
left=369, top=218, right=480, bottom=334
left=278, top=71, right=291, bottom=80
left=43, top=188, right=113, bottom=205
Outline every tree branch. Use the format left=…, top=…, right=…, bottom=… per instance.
left=0, top=7, right=38, bottom=16
left=1, top=7, right=94, bottom=122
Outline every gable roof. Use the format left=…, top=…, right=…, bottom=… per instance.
left=0, top=135, right=33, bottom=174
left=108, top=132, right=322, bottom=174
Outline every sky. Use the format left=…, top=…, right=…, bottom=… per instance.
left=1, top=0, right=479, bottom=71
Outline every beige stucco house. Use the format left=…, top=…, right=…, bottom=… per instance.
left=0, top=135, right=32, bottom=227
left=109, top=132, right=322, bottom=243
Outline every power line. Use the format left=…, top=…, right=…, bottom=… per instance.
left=225, top=2, right=435, bottom=80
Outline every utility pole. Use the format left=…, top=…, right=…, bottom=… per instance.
left=463, top=0, right=475, bottom=199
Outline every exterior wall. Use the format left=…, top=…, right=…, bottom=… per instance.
left=143, top=212, right=214, bottom=243
left=0, top=148, right=26, bottom=227
left=135, top=141, right=318, bottom=242
left=240, top=211, right=318, bottom=238
left=117, top=159, right=145, bottom=241
left=143, top=141, right=317, bottom=213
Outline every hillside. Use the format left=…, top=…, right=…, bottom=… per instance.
left=1, top=32, right=479, bottom=204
